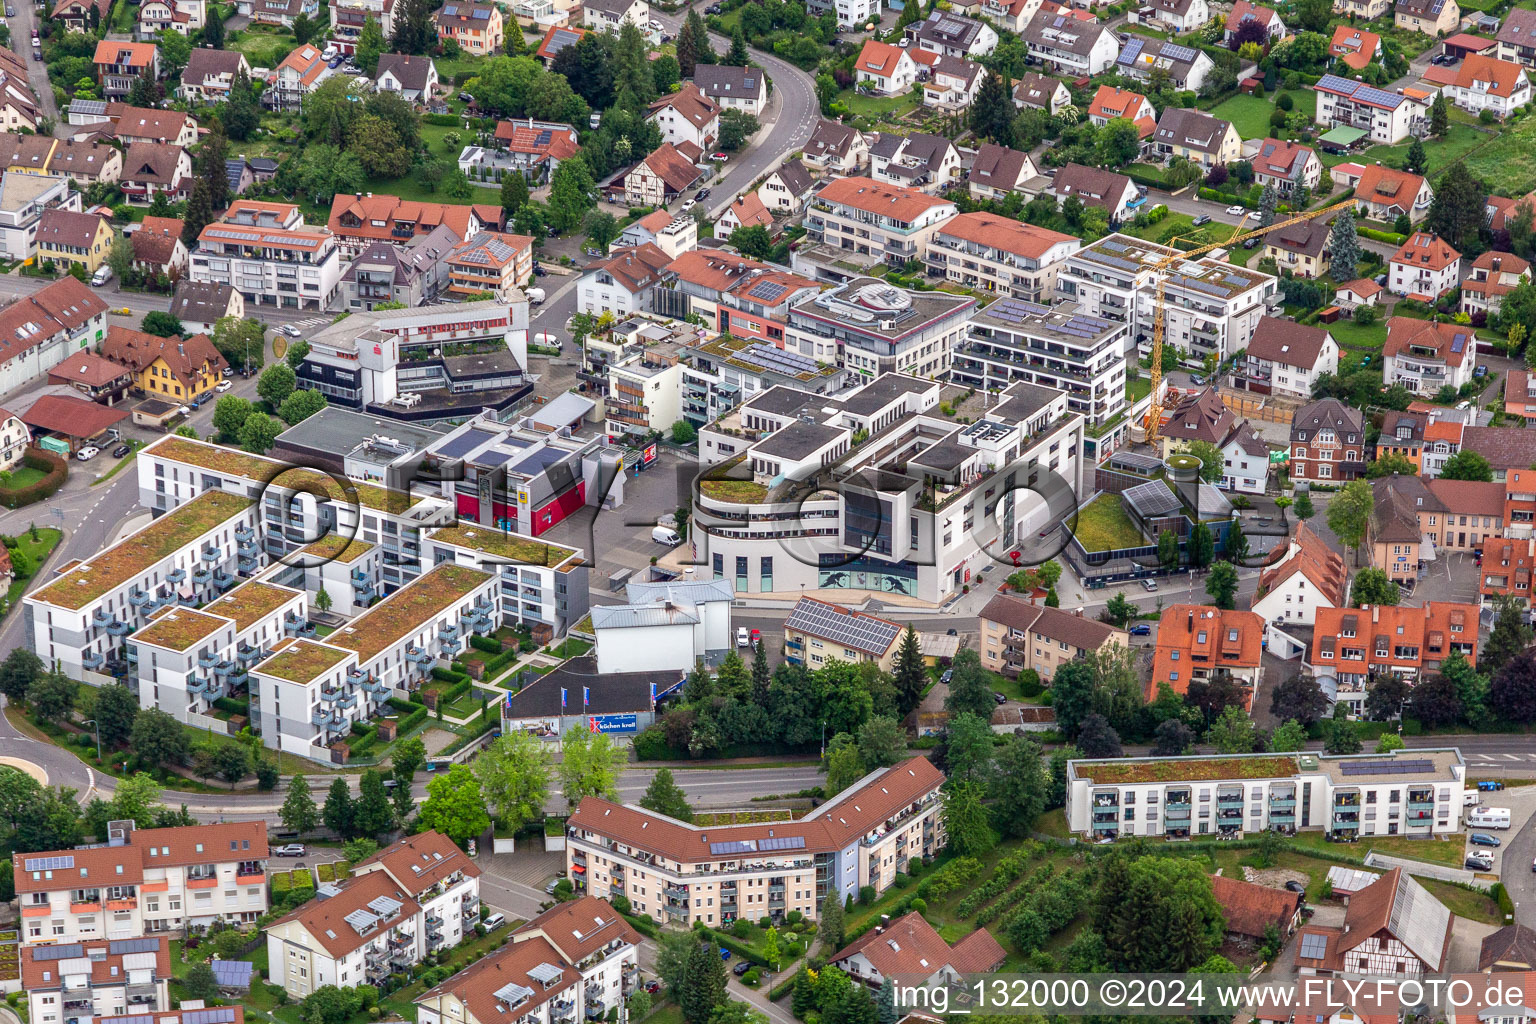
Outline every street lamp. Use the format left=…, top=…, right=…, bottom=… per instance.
left=79, top=718, right=101, bottom=761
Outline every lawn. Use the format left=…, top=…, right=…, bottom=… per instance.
left=441, top=686, right=495, bottom=719
left=1070, top=493, right=1146, bottom=553
left=1463, top=115, right=1536, bottom=197
left=1289, top=830, right=1468, bottom=868
left=1326, top=319, right=1387, bottom=352
left=1127, top=375, right=1152, bottom=404
left=548, top=636, right=592, bottom=659
left=3, top=528, right=61, bottom=611
left=1417, top=877, right=1504, bottom=924
left=840, top=89, right=920, bottom=121
left=1210, top=94, right=1285, bottom=139
left=1323, top=124, right=1491, bottom=180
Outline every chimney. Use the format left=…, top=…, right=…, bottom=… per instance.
left=1187, top=610, right=1194, bottom=631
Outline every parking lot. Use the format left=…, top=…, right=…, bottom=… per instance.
left=1403, top=551, right=1483, bottom=609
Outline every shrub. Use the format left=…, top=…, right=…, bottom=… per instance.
left=859, top=885, right=876, bottom=904
left=0, top=448, right=67, bottom=508
left=733, top=918, right=753, bottom=937
left=743, top=969, right=760, bottom=985
left=785, top=910, right=803, bottom=925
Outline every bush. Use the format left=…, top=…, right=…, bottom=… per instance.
left=785, top=910, right=802, bottom=925
left=470, top=635, right=500, bottom=654
left=909, top=897, right=927, bottom=914
left=743, top=969, right=760, bottom=985
left=859, top=885, right=876, bottom=905
left=0, top=448, right=67, bottom=508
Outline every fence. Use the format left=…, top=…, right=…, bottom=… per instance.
left=1222, top=392, right=1300, bottom=424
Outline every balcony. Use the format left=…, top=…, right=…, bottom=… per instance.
left=187, top=875, right=218, bottom=890
left=82, top=650, right=105, bottom=671
left=70, top=900, right=102, bottom=913
left=166, top=568, right=187, bottom=585
left=105, top=898, right=137, bottom=911
left=1217, top=794, right=1244, bottom=807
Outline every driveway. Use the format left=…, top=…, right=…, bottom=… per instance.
left=1497, top=785, right=1536, bottom=927
left=1449, top=918, right=1502, bottom=971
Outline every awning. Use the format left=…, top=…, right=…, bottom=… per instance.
left=1319, top=126, right=1367, bottom=146
left=571, top=864, right=586, bottom=874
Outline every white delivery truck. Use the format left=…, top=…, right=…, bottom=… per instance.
left=1468, top=807, right=1512, bottom=830
left=652, top=526, right=682, bottom=546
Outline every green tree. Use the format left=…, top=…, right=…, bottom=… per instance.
left=729, top=224, right=772, bottom=260
left=676, top=9, right=712, bottom=76
left=1483, top=596, right=1534, bottom=678
left=390, top=0, right=434, bottom=52
left=203, top=2, right=224, bottom=47
left=222, top=70, right=259, bottom=139
left=1404, top=137, right=1427, bottom=175
left=942, top=779, right=996, bottom=856
left=558, top=727, right=625, bottom=806
left=992, top=733, right=1048, bottom=837
left=680, top=941, right=728, bottom=1024
left=725, top=25, right=749, bottom=66
left=94, top=684, right=139, bottom=749
left=420, top=764, right=490, bottom=845
left=584, top=210, right=620, bottom=254
left=1367, top=453, right=1418, bottom=478
left=108, top=773, right=162, bottom=827
left=323, top=777, right=355, bottom=838
left=212, top=315, right=266, bottom=372
left=1292, top=491, right=1315, bottom=520
left=1224, top=515, right=1249, bottom=565
left=1258, top=183, right=1278, bottom=227
left=130, top=708, right=189, bottom=770
left=1376, top=732, right=1406, bottom=753
left=1329, top=210, right=1362, bottom=283
left=821, top=890, right=847, bottom=953
left=639, top=767, right=693, bottom=821
left=968, top=70, right=1014, bottom=145
left=1181, top=440, right=1225, bottom=484
left=1205, top=705, right=1257, bottom=753
left=1269, top=672, right=1328, bottom=726
left=1439, top=450, right=1494, bottom=482
left=1327, top=479, right=1374, bottom=564
left=856, top=716, right=907, bottom=768
left=213, top=743, right=249, bottom=788
left=472, top=730, right=551, bottom=830
left=281, top=775, right=318, bottom=834
left=1104, top=592, right=1137, bottom=627
left=1432, top=92, right=1450, bottom=135
left=548, top=156, right=597, bottom=233
left=1350, top=566, right=1401, bottom=606
left=1152, top=718, right=1194, bottom=755
left=185, top=962, right=219, bottom=1003
left=1324, top=709, right=1362, bottom=755
left=1158, top=528, right=1180, bottom=570
left=257, top=361, right=297, bottom=408
left=238, top=411, right=280, bottom=454
left=893, top=624, right=925, bottom=715
left=141, top=311, right=184, bottom=338
left=1187, top=522, right=1215, bottom=569
left=212, top=395, right=253, bottom=442
left=718, top=109, right=759, bottom=150
left=1205, top=561, right=1238, bottom=609
left=944, top=648, right=994, bottom=720
left=348, top=114, right=413, bottom=178
left=353, top=769, right=395, bottom=838
left=182, top=178, right=217, bottom=248
left=500, top=172, right=530, bottom=217
left=824, top=742, right=865, bottom=796
left=1093, top=855, right=1225, bottom=971
left=1268, top=719, right=1308, bottom=752
left=355, top=14, right=386, bottom=74
left=1428, top=162, right=1487, bottom=251
left=278, top=389, right=327, bottom=426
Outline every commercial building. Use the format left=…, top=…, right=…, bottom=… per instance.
left=1310, top=602, right=1480, bottom=713
left=565, top=757, right=946, bottom=926
left=591, top=578, right=734, bottom=674
left=499, top=657, right=681, bottom=740
left=978, top=595, right=1127, bottom=680
left=15, top=821, right=268, bottom=944
left=1315, top=74, right=1427, bottom=145
left=926, top=214, right=1079, bottom=302
left=1064, top=747, right=1467, bottom=838
left=693, top=374, right=1083, bottom=606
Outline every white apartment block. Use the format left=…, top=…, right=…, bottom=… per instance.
left=785, top=278, right=974, bottom=381
left=924, top=212, right=1080, bottom=304
left=425, top=524, right=590, bottom=639
left=189, top=201, right=343, bottom=312
left=953, top=299, right=1130, bottom=430
left=1066, top=748, right=1467, bottom=839
left=23, top=937, right=171, bottom=1024
left=15, top=821, right=269, bottom=944
left=1057, top=233, right=1280, bottom=366
left=1314, top=73, right=1424, bottom=144
left=694, top=374, right=1082, bottom=606
left=602, top=341, right=685, bottom=439
left=266, top=871, right=424, bottom=999
left=802, top=176, right=957, bottom=271
left=805, top=0, right=881, bottom=29
left=351, top=831, right=482, bottom=955
left=565, top=758, right=946, bottom=927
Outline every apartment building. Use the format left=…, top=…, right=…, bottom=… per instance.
left=266, top=43, right=331, bottom=111
left=693, top=375, right=1082, bottom=606
left=681, top=329, right=847, bottom=428
left=16, top=821, right=268, bottom=944
left=1289, top=397, right=1365, bottom=484
left=1310, top=602, right=1479, bottom=714
left=782, top=596, right=903, bottom=671
left=1148, top=604, right=1264, bottom=704
left=1240, top=317, right=1339, bottom=399
left=24, top=490, right=259, bottom=682
left=328, top=0, right=395, bottom=53
left=925, top=213, right=1078, bottom=303
left=0, top=173, right=80, bottom=261
left=334, top=234, right=454, bottom=312
left=326, top=194, right=501, bottom=260
left=1021, top=10, right=1120, bottom=76
left=0, top=274, right=108, bottom=395
left=566, top=757, right=946, bottom=926
left=1057, top=234, right=1280, bottom=366
left=266, top=871, right=422, bottom=999
left=93, top=41, right=159, bottom=102
left=423, top=518, right=594, bottom=637
left=1366, top=473, right=1502, bottom=580
left=1251, top=521, right=1348, bottom=627
left=352, top=831, right=481, bottom=954
left=978, top=595, right=1127, bottom=680
left=1383, top=315, right=1475, bottom=394
left=35, top=208, right=112, bottom=274
left=1481, top=535, right=1536, bottom=606
left=444, top=231, right=533, bottom=302
left=508, top=898, right=641, bottom=1021
left=785, top=277, right=974, bottom=380
left=190, top=200, right=342, bottom=311
left=952, top=296, right=1129, bottom=429
left=601, top=338, right=685, bottom=439
left=1388, top=232, right=1461, bottom=300
left=1316, top=74, right=1425, bottom=144
left=434, top=2, right=503, bottom=54
left=1064, top=747, right=1467, bottom=839
left=101, top=326, right=227, bottom=405
left=23, top=937, right=171, bottom=1024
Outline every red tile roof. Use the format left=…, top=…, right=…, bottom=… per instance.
left=353, top=829, right=481, bottom=894
left=816, top=176, right=953, bottom=222
left=1330, top=24, right=1380, bottom=68
left=518, top=895, right=643, bottom=963
left=1258, top=521, right=1348, bottom=608
left=1384, top=315, right=1473, bottom=367
left=938, top=212, right=1076, bottom=259
left=1149, top=604, right=1264, bottom=700
left=1391, top=231, right=1461, bottom=271
left=856, top=39, right=909, bottom=79
left=831, top=910, right=1006, bottom=977
left=1210, top=874, right=1302, bottom=939
left=1355, top=164, right=1427, bottom=211
left=22, top=936, right=171, bottom=990
left=269, top=870, right=421, bottom=959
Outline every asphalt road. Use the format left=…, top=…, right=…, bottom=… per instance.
left=9, top=0, right=57, bottom=127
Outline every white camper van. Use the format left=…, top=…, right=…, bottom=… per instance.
left=1468, top=807, right=1512, bottom=830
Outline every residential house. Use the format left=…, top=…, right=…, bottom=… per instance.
left=48, top=352, right=134, bottom=405
left=1021, top=10, right=1121, bottom=76
left=1142, top=0, right=1209, bottom=31
left=137, top=0, right=204, bottom=37
left=102, top=324, right=228, bottom=403
left=920, top=54, right=985, bottom=111
left=245, top=0, right=319, bottom=29
left=1388, top=233, right=1462, bottom=300
left=1289, top=397, right=1365, bottom=484
left=804, top=0, right=879, bottom=29
left=1353, top=164, right=1434, bottom=223
left=0, top=134, right=59, bottom=177
left=906, top=10, right=998, bottom=57
left=224, top=158, right=256, bottom=198
left=1463, top=250, right=1530, bottom=316
left=1251, top=521, right=1349, bottom=627
left=581, top=0, right=647, bottom=33
left=1361, top=471, right=1501, bottom=582
left=1252, top=138, right=1322, bottom=193
left=1150, top=107, right=1241, bottom=168
left=265, top=871, right=423, bottom=999
left=119, top=143, right=190, bottom=204
left=803, top=176, right=958, bottom=268
left=375, top=54, right=439, bottom=102
left=326, top=194, right=501, bottom=259
left=621, top=142, right=702, bottom=207
left=1241, top=317, right=1339, bottom=398
left=128, top=216, right=188, bottom=281
left=757, top=160, right=815, bottom=215
left=94, top=41, right=160, bottom=102
left=1263, top=217, right=1332, bottom=279
left=51, top=0, right=111, bottom=32
left=0, top=47, right=39, bottom=133
left=1148, top=604, right=1264, bottom=704
left=831, top=911, right=1006, bottom=988
left=170, top=280, right=243, bottom=335
left=1086, top=84, right=1157, bottom=138
left=1444, top=53, right=1531, bottom=117
left=334, top=230, right=456, bottom=311
left=534, top=25, right=588, bottom=65
left=37, top=139, right=120, bottom=190
left=978, top=594, right=1127, bottom=680
left=983, top=0, right=1046, bottom=32
left=444, top=231, right=533, bottom=301
left=1315, top=73, right=1427, bottom=145
left=36, top=209, right=112, bottom=274
left=1499, top=8, right=1536, bottom=67
left=192, top=200, right=343, bottom=311
left=1051, top=163, right=1141, bottom=222
left=351, top=831, right=482, bottom=955
left=783, top=597, right=902, bottom=670
left=434, top=2, right=504, bottom=54
left=1335, top=278, right=1383, bottom=310
left=967, top=144, right=1041, bottom=200
left=803, top=120, right=869, bottom=175
left=869, top=131, right=964, bottom=192
left=1115, top=35, right=1214, bottom=93
left=616, top=210, right=696, bottom=258
left=1479, top=924, right=1536, bottom=972
left=1421, top=416, right=1468, bottom=477
left=717, top=193, right=773, bottom=236
left=0, top=276, right=107, bottom=394
left=1506, top=369, right=1536, bottom=419
left=1212, top=875, right=1303, bottom=941
left=471, top=118, right=581, bottom=185
left=1373, top=408, right=1430, bottom=472
left=1013, top=71, right=1072, bottom=115
left=22, top=936, right=172, bottom=1024
left=1396, top=0, right=1459, bottom=36
left=647, top=83, right=718, bottom=152
left=1311, top=603, right=1478, bottom=716
left=1224, top=0, right=1286, bottom=45
left=1158, top=386, right=1271, bottom=493
left=108, top=106, right=198, bottom=147
left=1481, top=535, right=1536, bottom=606
left=179, top=48, right=250, bottom=102
left=1334, top=0, right=1391, bottom=21
left=328, top=0, right=396, bottom=54
left=1330, top=25, right=1382, bottom=70
left=576, top=244, right=671, bottom=316
left=0, top=174, right=79, bottom=261
left=266, top=43, right=332, bottom=111
left=693, top=64, right=766, bottom=115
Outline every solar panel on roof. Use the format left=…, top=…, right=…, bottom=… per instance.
left=1118, top=37, right=1144, bottom=62
left=786, top=599, right=901, bottom=655
left=709, top=840, right=757, bottom=855
left=1162, top=42, right=1197, bottom=61
left=528, top=963, right=564, bottom=983
left=24, top=854, right=76, bottom=871
left=185, top=1008, right=240, bottom=1024
left=1451, top=335, right=1466, bottom=353
left=436, top=428, right=496, bottom=459
left=112, top=1016, right=156, bottom=1024
left=749, top=281, right=789, bottom=302
left=1123, top=479, right=1182, bottom=518
left=1298, top=932, right=1329, bottom=959
left=109, top=939, right=160, bottom=955
left=1339, top=759, right=1435, bottom=775
left=31, top=944, right=84, bottom=961
left=759, top=836, right=806, bottom=851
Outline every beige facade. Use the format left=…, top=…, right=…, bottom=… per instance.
left=978, top=596, right=1128, bottom=680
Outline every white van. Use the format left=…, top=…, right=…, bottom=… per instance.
left=1468, top=807, right=1511, bottom=830
left=652, top=525, right=681, bottom=546
left=1465, top=791, right=1481, bottom=807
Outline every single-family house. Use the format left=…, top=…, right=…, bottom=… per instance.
left=1463, top=250, right=1531, bottom=316
left=1150, top=107, right=1241, bottom=168
left=1241, top=316, right=1339, bottom=398
left=1388, top=231, right=1461, bottom=300
left=375, top=53, right=438, bottom=102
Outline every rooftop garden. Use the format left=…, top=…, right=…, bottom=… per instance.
left=33, top=491, right=251, bottom=610
left=204, top=580, right=299, bottom=630
left=1070, top=493, right=1146, bottom=553
left=300, top=535, right=376, bottom=564
left=327, top=564, right=491, bottom=662
left=1080, top=755, right=1301, bottom=785
left=152, top=437, right=415, bottom=514
left=698, top=478, right=769, bottom=504
left=256, top=639, right=350, bottom=683
left=133, top=608, right=225, bottom=651
left=429, top=523, right=577, bottom=567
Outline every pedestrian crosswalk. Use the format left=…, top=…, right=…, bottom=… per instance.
left=284, top=316, right=332, bottom=331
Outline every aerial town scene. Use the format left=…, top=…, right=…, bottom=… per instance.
left=8, top=0, right=1536, bottom=1015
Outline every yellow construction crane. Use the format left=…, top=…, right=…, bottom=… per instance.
left=1145, top=198, right=1357, bottom=444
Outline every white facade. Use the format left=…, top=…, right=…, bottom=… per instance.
left=1315, top=75, right=1421, bottom=144
left=591, top=578, right=734, bottom=673
left=0, top=174, right=80, bottom=260
left=1220, top=432, right=1269, bottom=495
left=25, top=942, right=171, bottom=1024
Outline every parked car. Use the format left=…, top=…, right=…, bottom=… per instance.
left=736, top=626, right=749, bottom=647
left=644, top=982, right=662, bottom=996
left=1192, top=214, right=1211, bottom=226
left=280, top=323, right=302, bottom=338
left=940, top=668, right=954, bottom=684
left=1141, top=579, right=1158, bottom=592
left=681, top=199, right=697, bottom=212
left=750, top=628, right=761, bottom=645
left=1471, top=832, right=1502, bottom=847
left=732, top=961, right=754, bottom=977
left=459, top=91, right=474, bottom=102
left=532, top=263, right=547, bottom=277
left=1225, top=204, right=1246, bottom=216
left=696, top=187, right=711, bottom=200
left=1284, top=880, right=1305, bottom=893
left=1243, top=237, right=1260, bottom=249
left=76, top=446, right=100, bottom=461
left=710, top=152, right=729, bottom=162
left=111, top=444, right=131, bottom=458
left=484, top=913, right=507, bottom=930
left=215, top=379, right=232, bottom=392
left=1476, top=364, right=1489, bottom=378
left=1129, top=623, right=1152, bottom=636
left=274, top=843, right=306, bottom=857
left=992, top=691, right=1007, bottom=705
left=1467, top=853, right=1494, bottom=870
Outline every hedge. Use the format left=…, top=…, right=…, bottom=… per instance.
left=212, top=696, right=249, bottom=715
left=423, top=113, right=459, bottom=125
left=470, top=635, right=500, bottom=654
left=1359, top=227, right=1407, bottom=245
left=0, top=448, right=67, bottom=508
